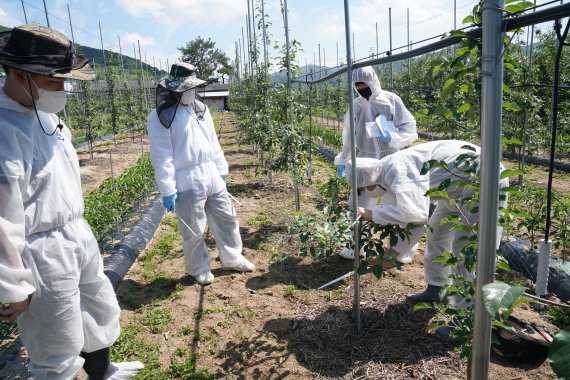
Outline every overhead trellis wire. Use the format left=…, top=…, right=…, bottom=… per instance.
left=293, top=2, right=570, bottom=85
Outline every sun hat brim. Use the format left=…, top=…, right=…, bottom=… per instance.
left=158, top=75, right=207, bottom=92
left=0, top=27, right=96, bottom=81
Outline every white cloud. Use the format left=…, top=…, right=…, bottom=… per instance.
left=0, top=4, right=24, bottom=27
left=121, top=32, right=156, bottom=48
left=114, top=0, right=246, bottom=31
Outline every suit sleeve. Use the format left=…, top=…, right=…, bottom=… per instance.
left=0, top=141, right=36, bottom=303
left=147, top=110, right=177, bottom=197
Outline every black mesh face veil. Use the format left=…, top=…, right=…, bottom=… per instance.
left=156, top=84, right=180, bottom=128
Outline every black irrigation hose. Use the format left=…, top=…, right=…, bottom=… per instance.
left=500, top=240, right=570, bottom=303
left=103, top=194, right=164, bottom=290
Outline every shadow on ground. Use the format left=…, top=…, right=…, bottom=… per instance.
left=246, top=255, right=353, bottom=291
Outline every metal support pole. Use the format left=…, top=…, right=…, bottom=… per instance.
left=343, top=0, right=361, bottom=331
left=389, top=7, right=393, bottom=89
left=99, top=22, right=107, bottom=69
left=261, top=0, right=273, bottom=183
left=20, top=0, right=28, bottom=23
left=246, top=2, right=253, bottom=77
left=138, top=40, right=149, bottom=109
left=241, top=28, right=247, bottom=77
left=376, top=21, right=379, bottom=58
left=471, top=1, right=504, bottom=379
left=319, top=43, right=322, bottom=79
left=249, top=0, right=256, bottom=76
left=283, top=0, right=300, bottom=211
left=42, top=0, right=50, bottom=27
left=67, top=5, right=75, bottom=43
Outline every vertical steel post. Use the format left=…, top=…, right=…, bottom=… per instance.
left=138, top=40, right=149, bottom=109
left=389, top=7, right=393, bottom=89
left=471, top=1, right=504, bottom=378
left=241, top=28, right=247, bottom=77
left=67, top=5, right=75, bottom=43
left=376, top=21, right=379, bottom=58
left=246, top=2, right=253, bottom=77
left=21, top=0, right=28, bottom=23
left=343, top=0, right=361, bottom=331
left=99, top=22, right=107, bottom=69
left=283, top=0, right=300, bottom=211
left=42, top=0, right=50, bottom=27
left=261, top=0, right=273, bottom=184
left=250, top=0, right=257, bottom=75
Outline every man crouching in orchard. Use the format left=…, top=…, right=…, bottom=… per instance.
left=0, top=25, right=143, bottom=379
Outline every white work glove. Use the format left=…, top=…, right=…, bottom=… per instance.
left=104, top=361, right=144, bottom=380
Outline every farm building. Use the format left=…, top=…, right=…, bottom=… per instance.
left=197, top=83, right=229, bottom=111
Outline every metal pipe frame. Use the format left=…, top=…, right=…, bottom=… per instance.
left=292, top=2, right=570, bottom=85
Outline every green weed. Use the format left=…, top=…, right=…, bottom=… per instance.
left=141, top=307, right=172, bottom=334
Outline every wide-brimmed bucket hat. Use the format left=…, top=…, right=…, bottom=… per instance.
left=158, top=62, right=207, bottom=93
left=0, top=24, right=95, bottom=80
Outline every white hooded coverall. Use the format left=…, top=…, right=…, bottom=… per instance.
left=147, top=100, right=245, bottom=277
left=334, top=66, right=418, bottom=167
left=0, top=87, right=121, bottom=379
left=335, top=66, right=418, bottom=261
left=346, top=140, right=509, bottom=287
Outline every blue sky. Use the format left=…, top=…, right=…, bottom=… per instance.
left=0, top=0, right=538, bottom=75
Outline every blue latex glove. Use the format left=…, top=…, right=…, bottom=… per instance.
left=220, top=175, right=226, bottom=181
left=336, top=165, right=345, bottom=178
left=162, top=193, right=177, bottom=212
left=379, top=129, right=392, bottom=143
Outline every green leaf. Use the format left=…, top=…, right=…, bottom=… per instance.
left=432, top=64, right=443, bottom=76
left=482, top=282, right=525, bottom=318
left=425, top=190, right=450, bottom=199
left=413, top=302, right=434, bottom=311
left=502, top=137, right=522, bottom=146
left=496, top=260, right=510, bottom=272
left=461, top=15, right=474, bottom=24
left=421, top=159, right=438, bottom=175
left=457, top=104, right=471, bottom=113
left=549, top=327, right=570, bottom=380
left=441, top=78, right=457, bottom=99
left=500, top=169, right=525, bottom=179
left=432, top=105, right=450, bottom=116
left=503, top=101, right=521, bottom=112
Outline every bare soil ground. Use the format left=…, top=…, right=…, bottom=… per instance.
left=76, top=131, right=150, bottom=197
left=113, top=113, right=559, bottom=379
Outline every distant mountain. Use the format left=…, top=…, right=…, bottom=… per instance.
left=75, top=44, right=165, bottom=77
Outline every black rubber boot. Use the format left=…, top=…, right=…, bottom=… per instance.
left=80, top=347, right=111, bottom=380
left=406, top=285, right=443, bottom=304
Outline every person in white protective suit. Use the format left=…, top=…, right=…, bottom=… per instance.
left=0, top=25, right=143, bottom=380
left=147, top=62, right=255, bottom=286
left=334, top=66, right=418, bottom=261
left=345, top=140, right=509, bottom=304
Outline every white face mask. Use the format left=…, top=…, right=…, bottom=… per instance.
left=180, top=89, right=196, bottom=105
left=25, top=77, right=67, bottom=114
